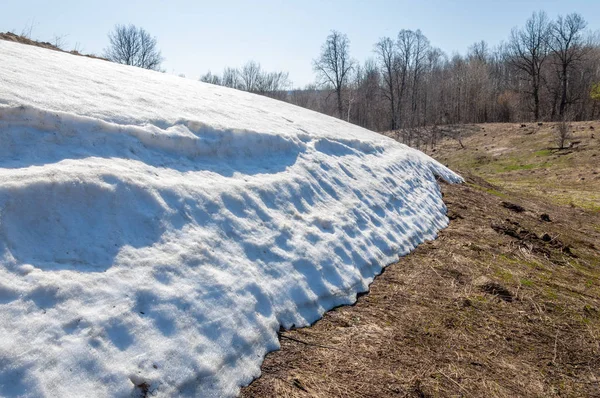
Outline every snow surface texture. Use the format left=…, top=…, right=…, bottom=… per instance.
left=0, top=40, right=462, bottom=397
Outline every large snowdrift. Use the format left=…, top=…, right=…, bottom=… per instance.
left=0, top=40, right=461, bottom=397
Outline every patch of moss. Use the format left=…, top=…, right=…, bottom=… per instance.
left=550, top=194, right=600, bottom=212
left=534, top=149, right=553, bottom=157
left=566, top=258, right=600, bottom=280
left=586, top=280, right=594, bottom=288
left=499, top=163, right=538, bottom=172
left=466, top=182, right=509, bottom=199
left=497, top=253, right=519, bottom=265
left=520, top=279, right=534, bottom=287
left=494, top=268, right=514, bottom=283
left=544, top=287, right=558, bottom=300
left=522, top=258, right=547, bottom=271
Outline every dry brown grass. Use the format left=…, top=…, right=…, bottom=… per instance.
left=0, top=31, right=107, bottom=60
left=242, top=123, right=600, bottom=398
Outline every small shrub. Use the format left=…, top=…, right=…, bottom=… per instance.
left=556, top=120, right=571, bottom=149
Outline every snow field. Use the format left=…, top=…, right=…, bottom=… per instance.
left=0, top=40, right=461, bottom=397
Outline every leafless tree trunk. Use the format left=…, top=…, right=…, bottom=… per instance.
left=556, top=119, right=571, bottom=149
left=549, top=13, right=588, bottom=119
left=395, top=30, right=414, bottom=127
left=506, top=11, right=551, bottom=121
left=375, top=37, right=397, bottom=130
left=409, top=30, right=430, bottom=127
left=313, top=30, right=355, bottom=118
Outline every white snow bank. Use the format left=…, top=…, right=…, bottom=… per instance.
left=0, top=40, right=462, bottom=397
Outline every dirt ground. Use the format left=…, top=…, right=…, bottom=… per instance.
left=242, top=123, right=600, bottom=398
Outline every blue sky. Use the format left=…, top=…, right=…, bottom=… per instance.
left=2, top=0, right=599, bottom=86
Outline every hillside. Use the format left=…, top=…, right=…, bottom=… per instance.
left=0, top=40, right=460, bottom=397
left=242, top=122, right=600, bottom=397
left=429, top=122, right=600, bottom=211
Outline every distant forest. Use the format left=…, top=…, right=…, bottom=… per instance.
left=202, top=11, right=600, bottom=133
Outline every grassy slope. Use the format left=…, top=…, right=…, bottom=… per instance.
left=242, top=122, right=600, bottom=398
left=429, top=121, right=600, bottom=212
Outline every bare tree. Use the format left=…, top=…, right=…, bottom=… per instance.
left=408, top=30, right=430, bottom=127
left=548, top=13, right=588, bottom=118
left=221, top=67, right=240, bottom=89
left=350, top=59, right=381, bottom=129
left=256, top=71, right=291, bottom=98
left=199, top=63, right=291, bottom=99
left=239, top=61, right=262, bottom=92
left=313, top=30, right=355, bottom=118
left=375, top=37, right=397, bottom=130
left=395, top=30, right=414, bottom=126
left=200, top=71, right=221, bottom=85
left=51, top=34, right=68, bottom=50
left=468, top=40, right=490, bottom=63
left=506, top=11, right=551, bottom=121
left=392, top=29, right=430, bottom=128
left=288, top=84, right=322, bottom=110
left=423, top=47, right=446, bottom=124
left=104, top=24, right=163, bottom=71
left=556, top=119, right=572, bottom=149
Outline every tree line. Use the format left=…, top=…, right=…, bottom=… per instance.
left=100, top=12, right=600, bottom=133
left=199, top=61, right=291, bottom=100
left=305, top=11, right=600, bottom=131
left=199, top=11, right=600, bottom=133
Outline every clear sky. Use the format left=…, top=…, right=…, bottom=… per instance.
left=2, top=0, right=599, bottom=87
